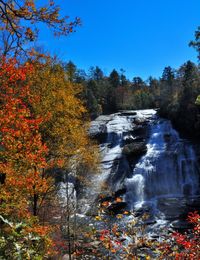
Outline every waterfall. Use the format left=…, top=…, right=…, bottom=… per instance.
left=125, top=117, right=200, bottom=210
left=88, top=109, right=200, bottom=222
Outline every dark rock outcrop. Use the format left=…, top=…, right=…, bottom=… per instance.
left=107, top=202, right=127, bottom=214
left=132, top=125, right=147, bottom=136
left=114, top=188, right=127, bottom=198
left=123, top=135, right=145, bottom=145
left=119, top=111, right=137, bottom=116
left=90, top=125, right=107, bottom=143
left=134, top=117, right=148, bottom=125
left=122, top=142, right=147, bottom=157
left=99, top=195, right=113, bottom=203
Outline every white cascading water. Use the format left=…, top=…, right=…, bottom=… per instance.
left=125, top=116, right=199, bottom=210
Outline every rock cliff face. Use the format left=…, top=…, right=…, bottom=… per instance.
left=89, top=110, right=155, bottom=192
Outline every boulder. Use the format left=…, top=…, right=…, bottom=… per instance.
left=90, top=130, right=107, bottom=144
left=90, top=117, right=110, bottom=143
left=99, top=195, right=113, bottom=203
left=133, top=136, right=145, bottom=142
left=134, top=117, right=148, bottom=125
left=114, top=188, right=127, bottom=198
left=157, top=198, right=186, bottom=220
left=107, top=202, right=127, bottom=214
left=123, top=135, right=135, bottom=144
left=143, top=220, right=157, bottom=225
left=132, top=125, right=147, bottom=137
left=134, top=205, right=151, bottom=217
left=170, top=220, right=192, bottom=230
left=124, top=135, right=145, bottom=145
left=122, top=142, right=147, bottom=156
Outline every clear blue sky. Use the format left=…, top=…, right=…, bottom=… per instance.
left=38, top=0, right=200, bottom=80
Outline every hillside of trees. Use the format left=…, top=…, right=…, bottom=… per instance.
left=65, top=55, right=200, bottom=138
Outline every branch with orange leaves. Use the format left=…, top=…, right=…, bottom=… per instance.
left=0, top=0, right=81, bottom=56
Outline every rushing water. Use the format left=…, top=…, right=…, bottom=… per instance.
left=125, top=117, right=200, bottom=211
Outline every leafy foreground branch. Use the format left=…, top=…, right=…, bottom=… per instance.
left=0, top=215, right=51, bottom=259
left=0, top=0, right=80, bottom=56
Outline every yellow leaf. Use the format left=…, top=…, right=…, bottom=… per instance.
left=123, top=211, right=129, bottom=215
left=95, top=216, right=102, bottom=221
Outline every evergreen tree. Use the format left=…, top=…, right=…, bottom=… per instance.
left=89, top=66, right=104, bottom=81
left=109, top=69, right=120, bottom=88
left=120, top=69, right=129, bottom=87
left=189, top=26, right=200, bottom=62
left=132, top=77, right=145, bottom=89
left=161, top=66, right=175, bottom=84
left=65, top=61, right=77, bottom=82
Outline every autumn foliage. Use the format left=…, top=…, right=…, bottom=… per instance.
left=0, top=58, right=46, bottom=211
left=28, top=59, right=99, bottom=171
left=0, top=58, right=53, bottom=257
left=159, top=211, right=200, bottom=260
left=0, top=56, right=99, bottom=258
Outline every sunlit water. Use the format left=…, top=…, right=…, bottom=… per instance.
left=125, top=118, right=199, bottom=212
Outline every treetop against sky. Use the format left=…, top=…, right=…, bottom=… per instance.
left=37, top=0, right=200, bottom=80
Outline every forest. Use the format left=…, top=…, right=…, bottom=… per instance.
left=0, top=0, right=200, bottom=259
left=64, top=57, right=200, bottom=139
